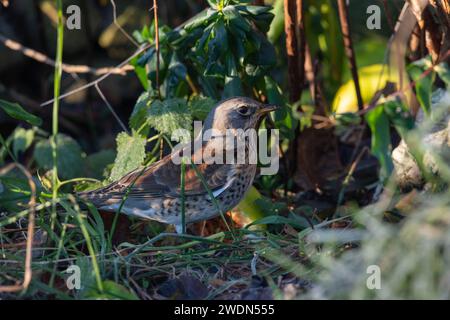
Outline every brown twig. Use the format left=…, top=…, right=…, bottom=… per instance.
left=284, top=0, right=301, bottom=102
left=40, top=42, right=153, bottom=107
left=110, top=0, right=140, bottom=48
left=0, top=164, right=36, bottom=293
left=295, top=0, right=306, bottom=108
left=0, top=33, right=133, bottom=76
left=337, top=0, right=364, bottom=111
left=39, top=8, right=204, bottom=108
left=380, top=0, right=395, bottom=32
left=94, top=83, right=129, bottom=134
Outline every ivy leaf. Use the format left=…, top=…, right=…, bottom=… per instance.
left=189, top=96, right=217, bottom=120
left=147, top=99, right=192, bottom=141
left=109, top=131, right=146, bottom=182
left=0, top=99, right=42, bottom=126
left=365, top=105, right=393, bottom=182
left=33, top=134, right=84, bottom=180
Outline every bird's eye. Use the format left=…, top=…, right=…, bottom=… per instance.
left=237, top=106, right=252, bottom=116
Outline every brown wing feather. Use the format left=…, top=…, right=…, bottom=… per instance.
left=84, top=150, right=233, bottom=203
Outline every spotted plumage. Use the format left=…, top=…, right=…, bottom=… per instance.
left=79, top=97, right=278, bottom=233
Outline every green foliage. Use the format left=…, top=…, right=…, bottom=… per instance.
left=365, top=105, right=393, bottom=181
left=408, top=56, right=435, bottom=115
left=109, top=131, right=146, bottom=182
left=435, top=62, right=450, bottom=86
left=33, top=134, right=84, bottom=180
left=0, top=99, right=42, bottom=126
left=130, top=93, right=192, bottom=141
left=135, top=1, right=276, bottom=101
left=0, top=169, right=42, bottom=212
left=146, top=99, right=192, bottom=140
left=189, top=95, right=217, bottom=120
left=85, top=280, right=139, bottom=300
left=11, top=128, right=35, bottom=159
left=84, top=149, right=116, bottom=180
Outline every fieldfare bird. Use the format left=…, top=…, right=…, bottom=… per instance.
left=79, top=97, right=278, bottom=233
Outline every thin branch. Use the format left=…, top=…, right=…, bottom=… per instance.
left=39, top=7, right=206, bottom=108
left=337, top=0, right=364, bottom=111
left=94, top=83, right=130, bottom=134
left=40, top=42, right=153, bottom=107
left=110, top=0, right=140, bottom=48
left=0, top=33, right=133, bottom=76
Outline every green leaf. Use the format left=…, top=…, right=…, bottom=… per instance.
left=365, top=105, right=393, bottom=181
left=130, top=56, right=149, bottom=91
left=84, top=149, right=116, bottom=180
left=263, top=76, right=295, bottom=139
left=33, top=134, right=84, bottom=180
left=164, top=53, right=187, bottom=98
left=85, top=280, right=138, bottom=300
left=129, top=92, right=152, bottom=133
left=204, top=20, right=228, bottom=77
left=184, top=8, right=218, bottom=31
left=383, top=100, right=414, bottom=138
left=222, top=76, right=243, bottom=98
left=223, top=5, right=251, bottom=32
left=147, top=99, right=192, bottom=141
left=109, top=131, right=146, bottom=182
left=246, top=215, right=310, bottom=230
left=408, top=57, right=435, bottom=115
left=434, top=62, right=450, bottom=86
left=189, top=96, right=217, bottom=120
left=0, top=99, right=42, bottom=126
left=0, top=170, right=42, bottom=212
left=12, top=128, right=34, bottom=158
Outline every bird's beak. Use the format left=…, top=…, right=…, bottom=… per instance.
left=257, top=104, right=280, bottom=115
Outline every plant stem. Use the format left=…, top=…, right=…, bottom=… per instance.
left=153, top=0, right=161, bottom=99
left=283, top=0, right=301, bottom=103
left=337, top=0, right=363, bottom=111
left=180, top=158, right=186, bottom=234
left=50, top=0, right=64, bottom=229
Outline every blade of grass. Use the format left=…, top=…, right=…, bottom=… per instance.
left=50, top=0, right=64, bottom=230
left=189, top=160, right=236, bottom=240
left=180, top=158, right=186, bottom=234
left=60, top=197, right=104, bottom=293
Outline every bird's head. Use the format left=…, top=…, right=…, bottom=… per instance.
left=203, top=97, right=279, bottom=134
